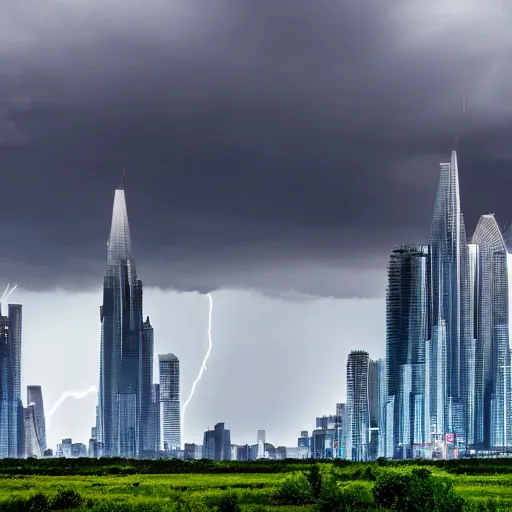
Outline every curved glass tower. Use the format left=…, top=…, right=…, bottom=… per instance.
left=472, top=214, right=511, bottom=448
left=97, top=188, right=154, bottom=458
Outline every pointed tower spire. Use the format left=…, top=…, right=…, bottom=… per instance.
left=107, top=189, right=133, bottom=265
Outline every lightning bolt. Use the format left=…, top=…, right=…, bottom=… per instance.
left=182, top=292, right=213, bottom=422
left=46, top=386, right=97, bottom=430
left=0, top=283, right=17, bottom=304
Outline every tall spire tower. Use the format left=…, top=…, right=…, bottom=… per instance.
left=97, top=188, right=153, bottom=458
left=430, top=150, right=470, bottom=442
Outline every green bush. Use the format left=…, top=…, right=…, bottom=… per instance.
left=307, top=464, right=322, bottom=498
left=318, top=478, right=373, bottom=512
left=272, top=471, right=314, bottom=505
left=372, top=468, right=464, bottom=512
left=0, top=493, right=51, bottom=512
left=217, top=493, right=241, bottom=512
left=432, top=478, right=465, bottom=512
left=51, top=489, right=83, bottom=510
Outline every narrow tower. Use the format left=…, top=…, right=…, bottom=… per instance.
left=159, top=353, right=181, bottom=454
left=429, top=151, right=470, bottom=444
left=97, top=188, right=152, bottom=458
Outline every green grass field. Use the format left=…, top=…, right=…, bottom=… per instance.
left=1, top=459, right=512, bottom=511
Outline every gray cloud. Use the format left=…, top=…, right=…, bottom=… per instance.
left=1, top=1, right=512, bottom=296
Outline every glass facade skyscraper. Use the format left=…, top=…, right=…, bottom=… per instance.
left=472, top=214, right=511, bottom=448
left=386, top=245, right=429, bottom=458
left=430, top=151, right=470, bottom=446
left=96, top=188, right=154, bottom=458
left=0, top=303, right=24, bottom=458
left=346, top=350, right=370, bottom=461
left=27, top=385, right=46, bottom=453
left=159, top=353, right=181, bottom=452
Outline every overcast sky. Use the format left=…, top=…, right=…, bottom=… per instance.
left=2, top=0, right=512, bottom=450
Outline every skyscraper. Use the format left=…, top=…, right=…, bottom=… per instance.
left=27, top=386, right=47, bottom=453
left=0, top=303, right=24, bottom=458
left=24, top=403, right=42, bottom=458
left=139, top=317, right=154, bottom=457
left=430, top=151, right=470, bottom=444
left=150, top=383, right=161, bottom=456
left=346, top=350, right=370, bottom=461
left=159, top=353, right=181, bottom=452
left=386, top=245, right=429, bottom=457
left=368, top=359, right=385, bottom=460
left=96, top=188, right=153, bottom=458
left=472, top=214, right=511, bottom=448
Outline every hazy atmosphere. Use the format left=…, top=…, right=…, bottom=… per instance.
left=2, top=1, right=512, bottom=450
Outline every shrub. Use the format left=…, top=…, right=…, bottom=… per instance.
left=217, top=493, right=241, bottom=512
left=272, top=471, right=314, bottom=506
left=307, top=464, right=322, bottom=499
left=51, top=489, right=83, bottom=510
left=0, top=493, right=51, bottom=512
left=372, top=471, right=411, bottom=510
left=432, top=478, right=465, bottom=512
left=318, top=478, right=373, bottom=512
left=372, top=468, right=465, bottom=512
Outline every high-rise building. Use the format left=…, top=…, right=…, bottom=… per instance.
left=24, top=403, right=42, bottom=458
left=96, top=188, right=153, bottom=458
left=368, top=359, right=385, bottom=460
left=386, top=245, right=430, bottom=458
left=0, top=303, right=24, bottom=458
left=202, top=422, right=231, bottom=460
left=159, top=353, right=181, bottom=452
left=150, top=383, right=161, bottom=455
left=430, top=151, right=470, bottom=445
left=472, top=214, right=511, bottom=448
left=139, top=317, right=154, bottom=457
left=346, top=350, right=370, bottom=461
left=27, top=386, right=47, bottom=453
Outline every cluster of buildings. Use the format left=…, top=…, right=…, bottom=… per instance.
left=2, top=148, right=512, bottom=461
left=323, top=150, right=512, bottom=461
left=0, top=189, right=183, bottom=459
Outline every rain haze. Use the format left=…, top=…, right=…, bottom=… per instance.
left=1, top=0, right=512, bottom=449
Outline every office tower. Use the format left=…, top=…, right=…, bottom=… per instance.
left=298, top=431, right=310, bottom=449
left=346, top=350, right=370, bottom=461
left=27, top=386, right=47, bottom=453
left=465, top=243, right=478, bottom=448
left=139, top=317, right=154, bottom=457
left=430, top=151, right=470, bottom=444
left=159, top=354, right=181, bottom=452
left=202, top=422, right=231, bottom=460
left=214, top=422, right=231, bottom=461
left=376, top=362, right=389, bottom=458
left=24, top=403, right=42, bottom=458
left=0, top=303, right=24, bottom=458
left=386, top=245, right=429, bottom=458
left=335, top=403, right=347, bottom=458
left=97, top=188, right=152, bottom=458
left=203, top=429, right=215, bottom=460
left=472, top=214, right=511, bottom=448
left=257, top=430, right=265, bottom=458
left=368, top=359, right=385, bottom=460
left=150, top=384, right=161, bottom=455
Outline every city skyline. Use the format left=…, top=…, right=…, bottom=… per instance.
left=3, top=1, right=512, bottom=454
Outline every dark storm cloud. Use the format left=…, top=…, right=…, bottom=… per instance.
left=1, top=0, right=512, bottom=296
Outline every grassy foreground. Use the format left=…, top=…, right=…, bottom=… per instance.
left=0, top=458, right=511, bottom=511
